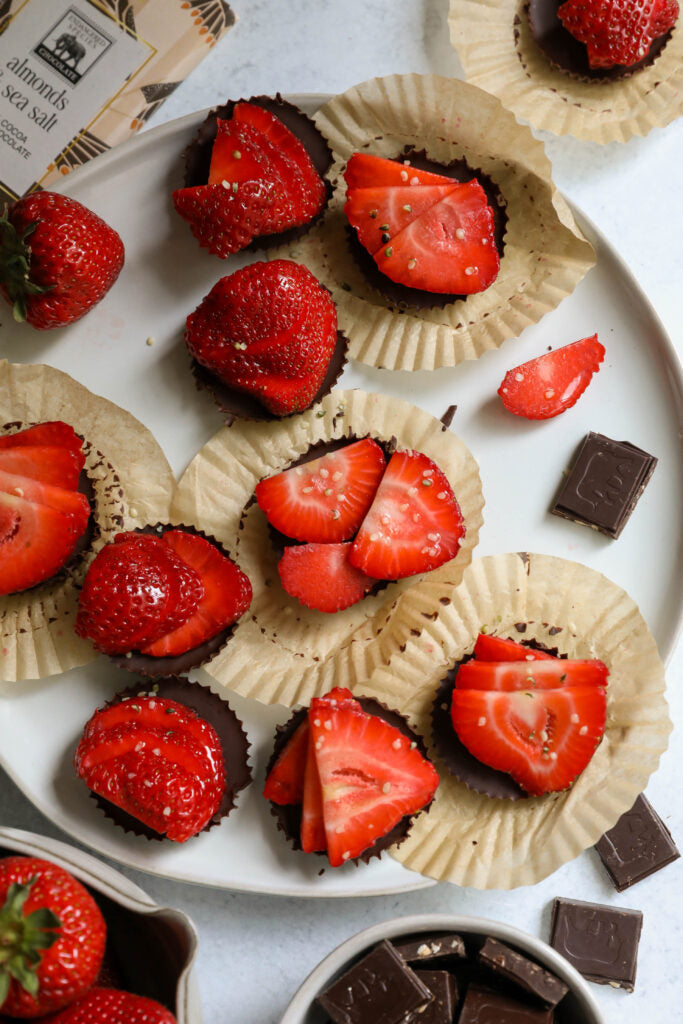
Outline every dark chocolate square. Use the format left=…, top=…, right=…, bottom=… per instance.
left=549, top=897, right=642, bottom=991
left=316, top=939, right=433, bottom=1024
left=408, top=970, right=458, bottom=1024
left=551, top=432, right=657, bottom=538
left=595, top=793, right=680, bottom=892
left=478, top=937, right=568, bottom=1007
left=393, top=932, right=466, bottom=964
left=458, top=983, right=554, bottom=1023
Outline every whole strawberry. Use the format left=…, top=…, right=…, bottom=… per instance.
left=38, top=988, right=177, bottom=1023
left=0, top=192, right=124, bottom=330
left=0, top=857, right=106, bottom=1018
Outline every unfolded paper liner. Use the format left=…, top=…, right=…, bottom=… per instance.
left=352, top=552, right=671, bottom=889
left=170, top=389, right=484, bottom=707
left=267, top=74, right=594, bottom=371
left=0, top=361, right=175, bottom=682
left=449, top=0, right=683, bottom=144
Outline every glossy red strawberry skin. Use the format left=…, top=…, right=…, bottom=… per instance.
left=498, top=335, right=605, bottom=420
left=558, top=0, right=679, bottom=68
left=0, top=857, right=105, bottom=1018
left=37, top=988, right=177, bottom=1024
left=473, top=633, right=557, bottom=662
left=278, top=541, right=376, bottom=613
left=173, top=181, right=275, bottom=258
left=75, top=696, right=225, bottom=842
left=185, top=260, right=338, bottom=416
left=0, top=192, right=124, bottom=330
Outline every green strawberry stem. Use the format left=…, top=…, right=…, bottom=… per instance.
left=0, top=212, right=51, bottom=323
left=0, top=877, right=61, bottom=1005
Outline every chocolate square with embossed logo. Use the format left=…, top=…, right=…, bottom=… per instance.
left=595, top=793, right=680, bottom=892
left=459, top=983, right=554, bottom=1023
left=551, top=432, right=656, bottom=538
left=549, top=897, right=642, bottom=990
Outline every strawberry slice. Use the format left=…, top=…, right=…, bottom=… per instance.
left=172, top=180, right=281, bottom=258
left=498, top=335, right=605, bottom=420
left=345, top=184, right=458, bottom=257
left=309, top=697, right=439, bottom=866
left=263, top=720, right=309, bottom=804
left=558, top=0, right=679, bottom=69
left=0, top=446, right=84, bottom=490
left=0, top=421, right=83, bottom=456
left=278, top=542, right=376, bottom=613
left=255, top=439, right=386, bottom=544
left=140, top=530, right=252, bottom=657
left=451, top=685, right=607, bottom=795
left=455, top=659, right=609, bottom=691
left=350, top=450, right=465, bottom=580
left=0, top=492, right=88, bottom=594
left=0, top=468, right=90, bottom=520
left=344, top=153, right=457, bottom=189
left=301, top=728, right=326, bottom=854
left=473, top=633, right=557, bottom=662
left=208, top=119, right=270, bottom=185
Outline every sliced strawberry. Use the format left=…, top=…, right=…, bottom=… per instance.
left=558, top=0, right=679, bottom=69
left=0, top=421, right=84, bottom=456
left=208, top=119, right=270, bottom=185
left=301, top=727, right=326, bottom=854
left=309, top=697, right=439, bottom=866
left=278, top=542, right=376, bottom=613
left=345, top=184, right=458, bottom=257
left=0, top=492, right=88, bottom=594
left=140, top=530, right=252, bottom=657
left=172, top=180, right=280, bottom=258
left=0, top=446, right=84, bottom=490
left=498, top=335, right=606, bottom=420
left=451, top=685, right=607, bottom=795
left=263, top=720, right=309, bottom=804
left=350, top=450, right=465, bottom=580
left=473, top=633, right=557, bottom=662
left=0, top=468, right=90, bottom=520
left=455, top=659, right=609, bottom=691
left=344, top=153, right=457, bottom=189
left=255, top=439, right=386, bottom=543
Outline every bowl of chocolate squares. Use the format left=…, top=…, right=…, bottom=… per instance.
left=280, top=913, right=606, bottom=1024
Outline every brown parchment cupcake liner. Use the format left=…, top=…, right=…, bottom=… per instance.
left=267, top=74, right=594, bottom=371
left=170, top=388, right=484, bottom=707
left=449, top=0, right=683, bottom=143
left=352, top=552, right=671, bottom=889
left=0, top=360, right=175, bottom=682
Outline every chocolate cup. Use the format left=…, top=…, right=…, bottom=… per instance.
left=91, top=676, right=252, bottom=842
left=182, top=94, right=333, bottom=251
left=526, top=0, right=672, bottom=83
left=432, top=636, right=565, bottom=802
left=105, top=524, right=246, bottom=678
left=266, top=696, right=433, bottom=865
left=345, top=149, right=507, bottom=311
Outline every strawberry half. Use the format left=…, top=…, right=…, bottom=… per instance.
left=0, top=492, right=89, bottom=595
left=451, top=685, right=607, bottom=795
left=455, top=658, right=609, bottom=691
left=256, top=438, right=386, bottom=543
left=473, top=633, right=557, bottom=662
left=498, top=335, right=606, bottom=420
left=558, top=0, right=679, bottom=68
left=278, top=542, right=377, bottom=613
left=350, top=449, right=465, bottom=580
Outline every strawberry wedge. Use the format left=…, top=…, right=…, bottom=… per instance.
left=472, top=633, right=557, bottom=662
left=455, top=659, right=608, bottom=691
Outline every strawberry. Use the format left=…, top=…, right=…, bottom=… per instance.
left=0, top=192, right=124, bottom=330
left=172, top=180, right=277, bottom=258
left=0, top=856, right=105, bottom=1017
left=0, top=448, right=84, bottom=491
left=350, top=450, right=465, bottom=580
left=37, top=988, right=176, bottom=1023
left=498, top=335, right=605, bottom=420
left=344, top=154, right=499, bottom=294
left=300, top=727, right=326, bottom=854
left=75, top=695, right=225, bottom=842
left=0, top=492, right=89, bottom=595
left=451, top=685, right=607, bottom=795
left=185, top=260, right=338, bottom=416
left=278, top=542, right=377, bottom=613
left=473, top=633, right=557, bottom=662
left=0, top=422, right=83, bottom=456
left=455, top=658, right=609, bottom=691
left=255, top=438, right=386, bottom=543
left=262, top=720, right=309, bottom=804
left=558, top=0, right=679, bottom=68
left=139, top=530, right=252, bottom=657
left=0, top=469, right=90, bottom=520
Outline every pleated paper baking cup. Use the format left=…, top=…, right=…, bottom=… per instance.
left=450, top=0, right=683, bottom=144
left=267, top=74, right=594, bottom=371
left=0, top=361, right=175, bottom=682
left=170, top=389, right=484, bottom=706
left=353, top=552, right=671, bottom=889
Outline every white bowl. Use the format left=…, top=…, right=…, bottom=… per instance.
left=280, top=913, right=606, bottom=1024
left=0, top=826, right=201, bottom=1024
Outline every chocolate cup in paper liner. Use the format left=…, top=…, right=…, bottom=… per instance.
left=86, top=676, right=251, bottom=842
left=449, top=0, right=683, bottom=143
left=352, top=552, right=671, bottom=890
left=169, top=389, right=484, bottom=708
left=266, top=695, right=433, bottom=865
left=183, top=94, right=333, bottom=251
left=0, top=360, right=175, bottom=683
left=266, top=74, right=594, bottom=372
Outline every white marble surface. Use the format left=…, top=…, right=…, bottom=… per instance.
left=1, top=1, right=682, bottom=1022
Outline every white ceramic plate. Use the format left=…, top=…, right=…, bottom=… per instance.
left=1, top=97, right=681, bottom=897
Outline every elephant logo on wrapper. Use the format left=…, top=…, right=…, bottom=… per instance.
left=33, top=7, right=114, bottom=85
